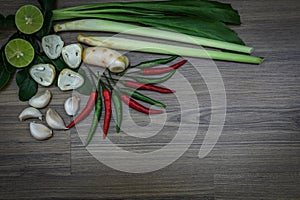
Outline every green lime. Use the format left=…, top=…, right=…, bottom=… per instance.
left=15, top=5, right=44, bottom=34
left=5, top=38, right=35, bottom=68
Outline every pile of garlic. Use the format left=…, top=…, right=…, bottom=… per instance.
left=19, top=89, right=80, bottom=141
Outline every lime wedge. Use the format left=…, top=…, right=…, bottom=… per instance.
left=5, top=38, right=35, bottom=68
left=15, top=5, right=44, bottom=35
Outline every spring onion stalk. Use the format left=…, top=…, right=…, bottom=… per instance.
left=54, top=19, right=252, bottom=54
left=78, top=35, right=263, bottom=64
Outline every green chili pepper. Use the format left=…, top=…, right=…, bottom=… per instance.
left=111, top=90, right=122, bottom=133
left=85, top=80, right=103, bottom=146
left=119, top=87, right=166, bottom=108
left=127, top=70, right=176, bottom=84
left=131, top=56, right=178, bottom=68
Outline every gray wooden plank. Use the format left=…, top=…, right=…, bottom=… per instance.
left=214, top=172, right=300, bottom=200
left=0, top=84, right=71, bottom=176
left=0, top=0, right=300, bottom=199
left=0, top=173, right=214, bottom=199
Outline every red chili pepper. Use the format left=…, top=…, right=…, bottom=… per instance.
left=102, top=87, right=112, bottom=138
left=120, top=94, right=163, bottom=114
left=66, top=91, right=98, bottom=129
left=142, top=60, right=187, bottom=75
left=121, top=80, right=175, bottom=93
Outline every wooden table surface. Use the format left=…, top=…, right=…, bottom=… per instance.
left=0, top=0, right=299, bottom=199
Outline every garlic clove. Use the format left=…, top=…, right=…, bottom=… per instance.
left=30, top=122, right=53, bottom=141
left=62, top=44, right=82, bottom=69
left=64, top=96, right=80, bottom=116
left=42, top=34, right=64, bottom=59
left=19, top=107, right=43, bottom=121
left=82, top=47, right=129, bottom=73
left=29, top=90, right=52, bottom=109
left=29, top=64, right=56, bottom=86
left=57, top=68, right=84, bottom=91
left=45, top=108, right=66, bottom=130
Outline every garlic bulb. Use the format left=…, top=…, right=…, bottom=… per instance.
left=30, top=122, right=53, bottom=140
left=42, top=34, right=64, bottom=59
left=29, top=64, right=56, bottom=86
left=45, top=108, right=66, bottom=130
left=57, top=69, right=84, bottom=91
left=19, top=107, right=43, bottom=121
left=29, top=90, right=52, bottom=109
left=62, top=44, right=82, bottom=69
left=82, top=47, right=129, bottom=73
left=64, top=96, right=80, bottom=116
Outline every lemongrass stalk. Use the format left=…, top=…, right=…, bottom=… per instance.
left=78, top=35, right=263, bottom=64
left=54, top=19, right=253, bottom=54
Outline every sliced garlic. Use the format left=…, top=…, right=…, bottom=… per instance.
left=42, top=34, right=64, bottom=59
left=64, top=96, right=80, bottom=116
left=45, top=108, right=66, bottom=130
left=30, top=122, right=53, bottom=141
left=29, top=90, right=52, bottom=109
left=57, top=68, right=84, bottom=91
left=29, top=64, right=56, bottom=86
left=82, top=47, right=129, bottom=73
left=62, top=44, right=82, bottom=69
left=19, top=107, right=43, bottom=121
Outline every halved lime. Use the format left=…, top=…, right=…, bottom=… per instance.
left=5, top=38, right=35, bottom=68
left=15, top=5, right=44, bottom=35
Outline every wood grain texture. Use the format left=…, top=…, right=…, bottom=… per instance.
left=0, top=0, right=300, bottom=199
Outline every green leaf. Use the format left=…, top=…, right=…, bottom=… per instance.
left=140, top=0, right=241, bottom=24
left=16, top=69, right=38, bottom=101
left=53, top=57, right=70, bottom=72
left=76, top=68, right=94, bottom=96
left=0, top=14, right=16, bottom=31
left=36, top=0, right=56, bottom=39
left=1, top=47, right=15, bottom=74
left=38, top=0, right=56, bottom=12
left=0, top=65, right=11, bottom=91
left=35, top=53, right=68, bottom=72
left=140, top=16, right=244, bottom=45
left=36, top=11, right=53, bottom=39
left=132, top=55, right=177, bottom=68
left=104, top=0, right=241, bottom=24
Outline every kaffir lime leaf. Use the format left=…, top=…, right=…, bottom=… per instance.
left=15, top=5, right=44, bottom=34
left=5, top=38, right=35, bottom=68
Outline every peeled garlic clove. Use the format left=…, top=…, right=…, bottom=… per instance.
left=57, top=68, right=84, bottom=91
left=46, top=108, right=66, bottom=130
left=82, top=47, right=129, bottom=73
left=62, top=44, right=82, bottom=69
left=29, top=64, right=56, bottom=86
left=19, top=107, right=43, bottom=121
left=42, top=34, right=64, bottom=59
left=30, top=122, right=53, bottom=141
left=64, top=96, right=80, bottom=116
left=29, top=90, right=52, bottom=109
